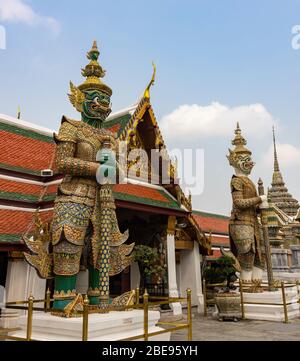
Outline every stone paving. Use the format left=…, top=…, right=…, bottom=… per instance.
left=170, top=311, right=300, bottom=341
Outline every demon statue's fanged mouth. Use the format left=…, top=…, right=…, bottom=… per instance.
left=82, top=90, right=111, bottom=122
left=236, top=154, right=255, bottom=175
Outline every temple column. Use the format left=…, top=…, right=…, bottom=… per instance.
left=166, top=216, right=182, bottom=315
left=2, top=258, right=46, bottom=328
left=179, top=241, right=204, bottom=314
left=130, top=262, right=140, bottom=291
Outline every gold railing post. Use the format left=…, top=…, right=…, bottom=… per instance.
left=136, top=287, right=140, bottom=306
left=281, top=281, right=288, bottom=323
left=202, top=279, right=207, bottom=317
left=143, top=290, right=149, bottom=341
left=187, top=288, right=192, bottom=341
left=296, top=280, right=300, bottom=314
left=26, top=294, right=34, bottom=341
left=239, top=279, right=245, bottom=319
left=82, top=295, right=89, bottom=341
left=45, top=288, right=51, bottom=312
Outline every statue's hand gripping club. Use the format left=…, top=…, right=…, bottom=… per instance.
left=96, top=148, right=117, bottom=185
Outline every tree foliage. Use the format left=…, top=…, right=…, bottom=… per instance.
left=203, top=256, right=237, bottom=290
left=133, top=245, right=166, bottom=290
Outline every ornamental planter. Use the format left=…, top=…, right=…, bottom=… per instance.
left=215, top=292, right=242, bottom=321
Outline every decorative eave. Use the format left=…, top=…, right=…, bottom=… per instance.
left=0, top=113, right=53, bottom=137
left=117, top=97, right=165, bottom=151
left=186, top=214, right=212, bottom=255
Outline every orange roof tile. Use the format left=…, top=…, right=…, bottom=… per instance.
left=206, top=249, right=222, bottom=259
left=106, top=124, right=121, bottom=134
left=0, top=178, right=58, bottom=202
left=193, top=211, right=229, bottom=235
left=113, top=184, right=168, bottom=203
left=0, top=179, right=43, bottom=195
left=210, top=235, right=230, bottom=246
left=0, top=209, right=53, bottom=236
left=113, top=183, right=182, bottom=210
left=0, top=130, right=55, bottom=174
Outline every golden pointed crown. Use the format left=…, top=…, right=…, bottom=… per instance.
left=68, top=41, right=112, bottom=112
left=227, top=122, right=252, bottom=166
left=78, top=40, right=112, bottom=95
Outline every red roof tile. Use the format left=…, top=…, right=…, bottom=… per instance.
left=0, top=178, right=59, bottom=202
left=113, top=184, right=169, bottom=203
left=193, top=211, right=229, bottom=235
left=0, top=179, right=43, bottom=195
left=0, top=209, right=53, bottom=236
left=113, top=183, right=182, bottom=210
left=209, top=249, right=222, bottom=259
left=210, top=235, right=230, bottom=246
left=0, top=130, right=55, bottom=174
left=106, top=124, right=121, bottom=134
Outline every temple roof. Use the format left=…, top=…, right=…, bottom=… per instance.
left=0, top=177, right=58, bottom=203
left=0, top=114, right=55, bottom=176
left=268, top=128, right=299, bottom=217
left=0, top=105, right=189, bottom=248
left=104, top=103, right=138, bottom=136
left=0, top=173, right=184, bottom=207
left=192, top=210, right=229, bottom=235
left=0, top=176, right=186, bottom=245
left=0, top=91, right=216, bottom=254
left=0, top=208, right=53, bottom=245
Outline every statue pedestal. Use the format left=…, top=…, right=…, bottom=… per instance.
left=9, top=310, right=170, bottom=341
left=243, top=286, right=299, bottom=322
left=0, top=309, right=20, bottom=329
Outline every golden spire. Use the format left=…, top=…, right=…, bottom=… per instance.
left=143, top=62, right=156, bottom=99
left=269, top=125, right=300, bottom=217
left=272, top=125, right=280, bottom=172
left=230, top=122, right=251, bottom=154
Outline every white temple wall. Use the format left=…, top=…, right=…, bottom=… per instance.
left=178, top=241, right=204, bottom=314
left=5, top=259, right=46, bottom=303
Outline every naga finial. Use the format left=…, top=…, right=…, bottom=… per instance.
left=143, top=62, right=156, bottom=99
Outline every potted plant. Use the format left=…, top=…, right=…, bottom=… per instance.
left=133, top=245, right=166, bottom=292
left=204, top=256, right=241, bottom=321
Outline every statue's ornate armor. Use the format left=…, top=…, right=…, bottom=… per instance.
left=23, top=42, right=134, bottom=315
left=229, top=175, right=265, bottom=271
left=52, top=116, right=117, bottom=276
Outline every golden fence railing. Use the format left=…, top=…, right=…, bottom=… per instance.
left=239, top=280, right=299, bottom=323
left=203, top=279, right=300, bottom=324
left=0, top=288, right=193, bottom=341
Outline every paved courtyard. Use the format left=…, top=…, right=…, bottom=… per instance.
left=170, top=311, right=300, bottom=341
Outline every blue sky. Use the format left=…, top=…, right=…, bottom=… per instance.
left=1, top=0, right=300, bottom=214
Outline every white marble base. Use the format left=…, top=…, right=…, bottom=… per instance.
left=197, top=294, right=205, bottom=314
left=0, top=309, right=20, bottom=329
left=10, top=310, right=170, bottom=341
left=243, top=287, right=300, bottom=322
left=265, top=271, right=300, bottom=283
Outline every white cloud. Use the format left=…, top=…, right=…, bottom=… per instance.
left=0, top=0, right=60, bottom=34
left=262, top=143, right=300, bottom=168
left=160, top=102, right=277, bottom=143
